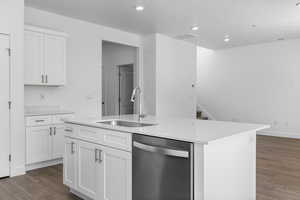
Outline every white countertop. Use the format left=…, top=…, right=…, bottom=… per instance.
left=24, top=105, right=74, bottom=116
left=25, top=109, right=74, bottom=116
left=64, top=115, right=269, bottom=144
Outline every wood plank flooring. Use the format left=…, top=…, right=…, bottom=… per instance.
left=257, top=135, right=300, bottom=200
left=0, top=165, right=80, bottom=200
left=0, top=135, right=299, bottom=200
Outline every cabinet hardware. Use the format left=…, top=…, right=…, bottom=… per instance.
left=71, top=142, right=75, bottom=154
left=6, top=48, right=11, bottom=56
left=65, top=128, right=73, bottom=132
left=95, top=149, right=99, bottom=162
left=42, top=75, right=44, bottom=83
left=54, top=127, right=56, bottom=136
left=8, top=101, right=11, bottom=110
left=50, top=127, right=52, bottom=136
left=98, top=149, right=102, bottom=163
left=35, top=119, right=45, bottom=122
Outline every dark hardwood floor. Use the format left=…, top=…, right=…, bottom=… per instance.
left=0, top=165, right=80, bottom=200
left=0, top=135, right=299, bottom=200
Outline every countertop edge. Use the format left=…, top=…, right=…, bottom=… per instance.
left=64, top=120, right=268, bottom=145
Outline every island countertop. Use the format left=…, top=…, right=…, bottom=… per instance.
left=64, top=114, right=269, bottom=144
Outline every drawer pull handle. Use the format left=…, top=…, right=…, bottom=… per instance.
left=71, top=142, right=75, bottom=154
left=35, top=120, right=45, bottom=122
left=65, top=128, right=73, bottom=132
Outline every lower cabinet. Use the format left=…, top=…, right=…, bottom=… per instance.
left=64, top=137, right=77, bottom=188
left=98, top=145, right=132, bottom=200
left=52, top=125, right=66, bottom=159
left=26, top=125, right=66, bottom=164
left=64, top=137, right=132, bottom=200
left=25, top=114, right=74, bottom=165
left=26, top=126, right=52, bottom=164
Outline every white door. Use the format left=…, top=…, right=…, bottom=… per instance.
left=52, top=125, right=65, bottom=159
left=44, top=34, right=66, bottom=85
left=24, top=30, right=44, bottom=85
left=26, top=126, right=51, bottom=164
left=77, top=140, right=98, bottom=199
left=118, top=65, right=134, bottom=115
left=0, top=34, right=10, bottom=178
left=96, top=146, right=132, bottom=200
left=63, top=137, right=77, bottom=188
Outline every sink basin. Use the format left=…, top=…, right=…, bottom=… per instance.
left=97, top=120, right=156, bottom=127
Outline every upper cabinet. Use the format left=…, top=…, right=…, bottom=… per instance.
left=24, top=25, right=67, bottom=86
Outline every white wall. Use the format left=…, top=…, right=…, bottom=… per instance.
left=142, top=34, right=156, bottom=115
left=24, top=7, right=142, bottom=117
left=143, top=34, right=197, bottom=118
left=0, top=0, right=25, bottom=176
left=102, top=41, right=137, bottom=116
left=197, top=39, right=300, bottom=136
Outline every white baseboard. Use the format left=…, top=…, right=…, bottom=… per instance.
left=70, top=189, right=93, bottom=200
left=10, top=165, right=26, bottom=177
left=26, top=158, right=63, bottom=171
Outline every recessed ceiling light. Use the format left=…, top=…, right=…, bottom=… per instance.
left=135, top=5, right=144, bottom=11
left=191, top=26, right=199, bottom=31
left=224, top=37, right=230, bottom=42
left=296, top=2, right=300, bottom=7
left=224, top=35, right=230, bottom=42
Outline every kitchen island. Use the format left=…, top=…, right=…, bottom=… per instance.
left=63, top=115, right=268, bottom=200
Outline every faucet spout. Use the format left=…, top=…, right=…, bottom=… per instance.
left=131, top=86, right=145, bottom=121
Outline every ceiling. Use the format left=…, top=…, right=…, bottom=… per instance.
left=25, top=0, right=300, bottom=49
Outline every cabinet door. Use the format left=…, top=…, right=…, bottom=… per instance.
left=26, top=126, right=51, bottom=164
left=96, top=146, right=132, bottom=200
left=63, top=137, right=77, bottom=188
left=52, top=125, right=65, bottom=159
left=77, top=140, right=98, bottom=199
left=24, top=30, right=44, bottom=85
left=44, top=34, right=66, bottom=85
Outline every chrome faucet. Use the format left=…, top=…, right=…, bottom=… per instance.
left=131, top=86, right=146, bottom=121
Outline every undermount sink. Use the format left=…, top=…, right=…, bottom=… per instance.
left=97, top=120, right=156, bottom=127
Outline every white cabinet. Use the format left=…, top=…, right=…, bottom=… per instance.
left=24, top=25, right=67, bottom=86
left=44, top=35, right=66, bottom=85
left=97, top=146, right=132, bottom=200
left=26, top=126, right=52, bottom=164
left=52, top=125, right=65, bottom=159
left=24, top=31, right=44, bottom=84
left=64, top=124, right=132, bottom=200
left=77, top=140, right=98, bottom=199
left=64, top=137, right=77, bottom=189
left=25, top=114, right=74, bottom=165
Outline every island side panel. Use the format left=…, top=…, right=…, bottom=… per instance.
left=194, top=143, right=205, bottom=200
left=203, top=131, right=256, bottom=200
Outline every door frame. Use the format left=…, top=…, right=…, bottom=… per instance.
left=100, top=38, right=142, bottom=117
left=116, top=63, right=134, bottom=115
left=0, top=33, right=11, bottom=177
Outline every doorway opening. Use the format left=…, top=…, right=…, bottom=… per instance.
left=102, top=41, right=138, bottom=116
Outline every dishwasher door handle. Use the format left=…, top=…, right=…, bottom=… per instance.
left=133, top=141, right=189, bottom=158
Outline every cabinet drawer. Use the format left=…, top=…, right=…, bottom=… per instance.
left=76, top=126, right=132, bottom=152
left=64, top=125, right=76, bottom=137
left=26, top=116, right=52, bottom=127
left=103, top=129, right=132, bottom=152
left=53, top=114, right=74, bottom=124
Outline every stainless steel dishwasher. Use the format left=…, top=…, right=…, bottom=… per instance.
left=133, top=134, right=194, bottom=200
